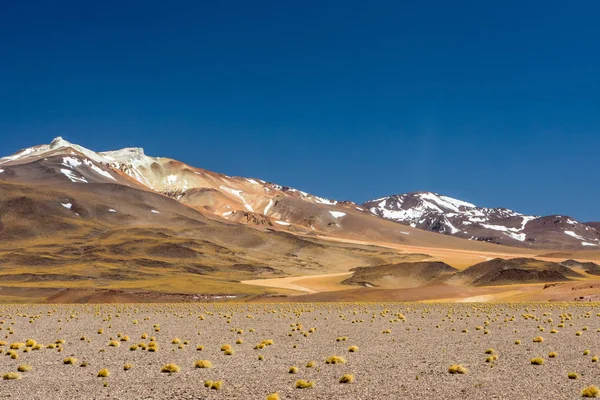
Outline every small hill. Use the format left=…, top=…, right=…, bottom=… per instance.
left=560, top=259, right=600, bottom=276
left=455, top=258, right=583, bottom=286
left=342, top=261, right=457, bottom=289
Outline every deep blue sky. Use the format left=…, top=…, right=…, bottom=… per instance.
left=1, top=1, right=599, bottom=220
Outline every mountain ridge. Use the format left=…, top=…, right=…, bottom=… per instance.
left=1, top=137, right=599, bottom=250
left=362, top=192, right=600, bottom=248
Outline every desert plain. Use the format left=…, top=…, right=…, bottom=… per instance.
left=1, top=302, right=600, bottom=399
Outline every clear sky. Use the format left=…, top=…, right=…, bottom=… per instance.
left=1, top=1, right=599, bottom=221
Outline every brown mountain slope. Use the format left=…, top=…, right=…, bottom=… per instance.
left=2, top=138, right=600, bottom=303
left=0, top=179, right=424, bottom=302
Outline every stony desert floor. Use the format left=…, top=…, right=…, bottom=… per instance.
left=2, top=303, right=600, bottom=399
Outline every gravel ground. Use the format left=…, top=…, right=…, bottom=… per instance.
left=1, top=302, right=600, bottom=399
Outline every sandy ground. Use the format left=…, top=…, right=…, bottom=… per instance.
left=308, top=234, right=600, bottom=269
left=242, top=273, right=352, bottom=294
left=1, top=303, right=600, bottom=399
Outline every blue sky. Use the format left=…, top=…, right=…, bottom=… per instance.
left=1, top=1, right=599, bottom=220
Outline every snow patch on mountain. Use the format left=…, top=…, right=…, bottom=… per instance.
left=263, top=199, right=274, bottom=215
left=565, top=231, right=587, bottom=241
left=60, top=169, right=88, bottom=183
left=220, top=186, right=254, bottom=212
left=83, top=159, right=116, bottom=181
left=329, top=211, right=346, bottom=219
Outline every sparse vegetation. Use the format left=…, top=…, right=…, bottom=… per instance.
left=325, top=355, right=347, bottom=364
left=195, top=360, right=212, bottom=368
left=2, top=372, right=21, bottom=380
left=3, top=302, right=600, bottom=398
left=295, top=379, right=316, bottom=389
left=160, top=363, right=181, bottom=373
left=448, top=364, right=468, bottom=374
left=582, top=385, right=600, bottom=398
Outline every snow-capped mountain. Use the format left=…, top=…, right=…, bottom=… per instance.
left=363, top=192, right=600, bottom=248
left=2, top=138, right=599, bottom=249
left=0, top=137, right=354, bottom=233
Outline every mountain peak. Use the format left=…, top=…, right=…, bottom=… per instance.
left=101, top=147, right=147, bottom=161
left=50, top=136, right=71, bottom=148
left=0, top=136, right=103, bottom=165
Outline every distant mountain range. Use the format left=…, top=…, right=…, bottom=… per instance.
left=1, top=137, right=599, bottom=303
left=362, top=192, right=600, bottom=248
left=1, top=137, right=598, bottom=250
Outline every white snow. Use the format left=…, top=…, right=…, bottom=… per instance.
left=468, top=217, right=486, bottom=222
left=108, top=209, right=117, bottom=213
left=219, top=185, right=254, bottom=212
left=314, top=196, right=338, bottom=205
left=480, top=223, right=509, bottom=232
left=0, top=147, right=35, bottom=163
left=400, top=231, right=410, bottom=235
left=263, top=199, right=274, bottom=215
left=61, top=156, right=116, bottom=182
left=0, top=137, right=117, bottom=166
left=61, top=203, right=72, bottom=209
left=505, top=232, right=527, bottom=242
left=444, top=220, right=460, bottom=234
left=480, top=223, right=527, bottom=241
left=60, top=169, right=88, bottom=183
left=102, top=147, right=159, bottom=188
left=166, top=175, right=178, bottom=185
left=274, top=220, right=291, bottom=226
left=83, top=159, right=116, bottom=181
left=565, top=231, right=586, bottom=241
left=367, top=193, right=532, bottom=240
left=370, top=196, right=388, bottom=203
left=329, top=211, right=346, bottom=219
left=582, top=242, right=598, bottom=247
left=420, top=193, right=476, bottom=211
left=246, top=179, right=259, bottom=185
left=0, top=169, right=4, bottom=173
left=221, top=211, right=234, bottom=217
left=520, top=215, right=537, bottom=230
left=1, top=137, right=115, bottom=166
left=62, top=157, right=82, bottom=168
left=151, top=210, right=160, bottom=214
